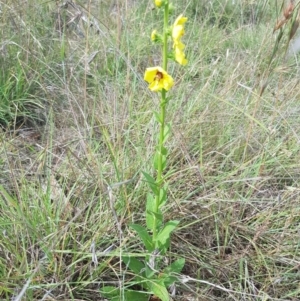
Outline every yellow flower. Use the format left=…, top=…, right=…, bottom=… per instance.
left=173, top=14, right=188, bottom=27
left=173, top=40, right=185, bottom=50
left=144, top=66, right=174, bottom=92
left=172, top=14, right=188, bottom=66
left=174, top=45, right=188, bottom=66
left=154, top=0, right=163, bottom=7
left=151, top=30, right=157, bottom=41
left=172, top=14, right=188, bottom=43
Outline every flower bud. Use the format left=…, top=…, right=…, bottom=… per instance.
left=154, top=0, right=163, bottom=8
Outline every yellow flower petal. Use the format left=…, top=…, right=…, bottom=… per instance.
left=174, top=46, right=187, bottom=66
left=154, top=0, right=162, bottom=7
left=174, top=14, right=188, bottom=26
left=144, top=66, right=174, bottom=92
left=172, top=14, right=188, bottom=44
left=144, top=67, right=159, bottom=83
left=173, top=40, right=185, bottom=50
left=172, top=25, right=184, bottom=42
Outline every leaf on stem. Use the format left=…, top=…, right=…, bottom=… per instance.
left=130, top=224, right=154, bottom=251
left=100, top=286, right=119, bottom=299
left=123, top=256, right=145, bottom=275
left=149, top=280, right=170, bottom=301
left=153, top=111, right=163, bottom=124
left=164, top=257, right=185, bottom=274
left=142, top=171, right=159, bottom=194
left=153, top=148, right=167, bottom=170
left=146, top=192, right=163, bottom=230
left=100, top=287, right=149, bottom=301
left=153, top=151, right=159, bottom=171
left=158, top=186, right=167, bottom=207
left=161, top=145, right=168, bottom=156
left=163, top=123, right=171, bottom=143
left=145, top=263, right=156, bottom=279
left=156, top=220, right=180, bottom=248
left=146, top=193, right=155, bottom=229
left=122, top=291, right=149, bottom=301
left=146, top=209, right=163, bottom=230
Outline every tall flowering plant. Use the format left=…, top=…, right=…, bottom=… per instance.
left=101, top=1, right=188, bottom=300
left=142, top=4, right=187, bottom=248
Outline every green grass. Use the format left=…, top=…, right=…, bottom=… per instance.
left=1, top=0, right=300, bottom=300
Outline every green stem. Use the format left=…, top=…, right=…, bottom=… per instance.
left=162, top=3, right=169, bottom=71
left=152, top=3, right=169, bottom=242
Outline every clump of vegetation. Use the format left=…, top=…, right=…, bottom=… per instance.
left=1, top=0, right=300, bottom=300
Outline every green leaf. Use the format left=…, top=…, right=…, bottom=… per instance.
left=163, top=123, right=171, bottom=143
left=122, top=256, right=145, bottom=275
left=162, top=258, right=185, bottom=286
left=150, top=281, right=169, bottom=301
left=153, top=151, right=159, bottom=171
left=130, top=224, right=154, bottom=251
left=100, top=286, right=119, bottom=298
left=163, top=275, right=178, bottom=287
left=146, top=208, right=163, bottom=232
left=158, top=187, right=167, bottom=207
left=146, top=193, right=155, bottom=230
left=122, top=290, right=149, bottom=301
left=122, top=257, right=151, bottom=291
left=164, top=258, right=185, bottom=274
left=156, top=220, right=180, bottom=248
left=161, top=154, right=167, bottom=170
left=142, top=171, right=158, bottom=194
left=100, top=287, right=149, bottom=301
left=153, top=111, right=162, bottom=124
left=153, top=147, right=168, bottom=171
left=161, top=145, right=168, bottom=156
left=144, top=263, right=156, bottom=279
left=123, top=290, right=149, bottom=301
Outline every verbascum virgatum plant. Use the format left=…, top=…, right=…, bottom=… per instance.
left=101, top=1, right=188, bottom=300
